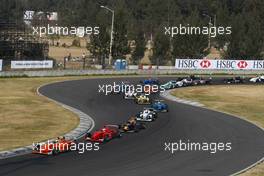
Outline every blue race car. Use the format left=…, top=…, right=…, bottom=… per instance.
left=140, top=78, right=159, bottom=85
left=151, top=100, right=168, bottom=112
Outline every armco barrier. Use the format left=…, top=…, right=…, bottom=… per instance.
left=0, top=69, right=263, bottom=77
left=128, top=65, right=175, bottom=70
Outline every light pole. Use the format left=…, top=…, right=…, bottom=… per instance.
left=100, top=5, right=114, bottom=66
left=203, top=14, right=213, bottom=50
left=214, top=14, right=216, bottom=27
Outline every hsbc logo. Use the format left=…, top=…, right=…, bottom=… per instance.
left=175, top=59, right=264, bottom=70
left=237, top=61, right=248, bottom=69
left=200, top=60, right=211, bottom=68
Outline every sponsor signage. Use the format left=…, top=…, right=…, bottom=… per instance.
left=24, top=11, right=35, bottom=20
left=0, top=60, right=2, bottom=71
left=24, top=11, right=58, bottom=21
left=175, top=59, right=264, bottom=70
left=11, top=60, right=53, bottom=69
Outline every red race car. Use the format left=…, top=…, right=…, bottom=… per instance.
left=32, top=137, right=75, bottom=155
left=85, top=125, right=121, bottom=143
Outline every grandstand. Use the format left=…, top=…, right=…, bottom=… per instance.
left=0, top=20, right=49, bottom=62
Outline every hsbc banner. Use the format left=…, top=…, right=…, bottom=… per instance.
left=0, top=60, right=2, bottom=71
left=175, top=59, right=264, bottom=70
left=11, top=60, right=53, bottom=69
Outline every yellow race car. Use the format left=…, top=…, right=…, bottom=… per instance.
left=134, top=94, right=151, bottom=104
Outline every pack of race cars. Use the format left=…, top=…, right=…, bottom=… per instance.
left=32, top=75, right=264, bottom=155
left=83, top=92, right=169, bottom=141
left=32, top=79, right=169, bottom=155
left=160, top=75, right=212, bottom=90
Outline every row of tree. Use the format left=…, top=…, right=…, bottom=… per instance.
left=1, top=0, right=264, bottom=64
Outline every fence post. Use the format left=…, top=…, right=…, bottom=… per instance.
left=83, top=58, right=86, bottom=70
left=63, top=57, right=66, bottom=69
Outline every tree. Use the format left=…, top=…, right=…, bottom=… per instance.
left=225, top=10, right=264, bottom=59
left=172, top=8, right=208, bottom=58
left=151, top=32, right=170, bottom=66
left=131, top=28, right=146, bottom=64
left=2, top=0, right=264, bottom=61
left=87, top=11, right=110, bottom=66
left=88, top=26, right=110, bottom=66
left=112, top=8, right=130, bottom=60
left=215, top=2, right=231, bottom=49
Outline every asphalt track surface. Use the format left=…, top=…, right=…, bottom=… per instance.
left=1, top=77, right=264, bottom=176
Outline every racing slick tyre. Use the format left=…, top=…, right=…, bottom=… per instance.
left=103, top=135, right=110, bottom=143
left=144, top=101, right=151, bottom=105
left=87, top=133, right=91, bottom=137
left=52, top=149, right=59, bottom=155
left=150, top=117, right=155, bottom=122
left=85, top=133, right=91, bottom=140
left=153, top=114, right=158, bottom=118
left=162, top=109, right=169, bottom=112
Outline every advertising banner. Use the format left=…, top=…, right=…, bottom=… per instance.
left=24, top=11, right=58, bottom=21
left=0, top=60, right=2, bottom=71
left=175, top=59, right=264, bottom=70
left=11, top=60, right=53, bottom=69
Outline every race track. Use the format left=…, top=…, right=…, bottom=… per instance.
left=0, top=77, right=264, bottom=176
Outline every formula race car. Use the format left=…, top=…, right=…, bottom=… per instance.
left=249, top=76, right=264, bottom=83
left=191, top=76, right=212, bottom=85
left=124, top=90, right=137, bottom=99
left=32, top=137, right=75, bottom=155
left=151, top=100, right=168, bottom=112
left=224, top=76, right=244, bottom=84
left=85, top=125, right=121, bottom=143
left=112, top=81, right=131, bottom=94
left=140, top=78, right=160, bottom=85
left=119, top=117, right=146, bottom=133
left=135, top=94, right=151, bottom=104
left=181, top=77, right=193, bottom=86
left=136, top=108, right=157, bottom=122
left=161, top=80, right=184, bottom=90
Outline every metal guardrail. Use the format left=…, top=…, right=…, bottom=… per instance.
left=0, top=69, right=264, bottom=77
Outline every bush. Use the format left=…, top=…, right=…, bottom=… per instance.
left=72, top=38, right=81, bottom=47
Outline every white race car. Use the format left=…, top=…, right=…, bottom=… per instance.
left=181, top=78, right=193, bottom=86
left=124, top=90, right=137, bottom=99
left=176, top=81, right=184, bottom=87
left=136, top=108, right=157, bottom=122
left=250, top=76, right=264, bottom=83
